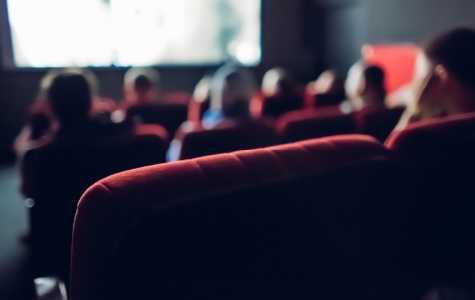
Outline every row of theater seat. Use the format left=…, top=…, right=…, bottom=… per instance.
left=23, top=101, right=404, bottom=283
left=128, top=100, right=404, bottom=161
left=129, top=92, right=403, bottom=142
left=68, top=111, right=475, bottom=300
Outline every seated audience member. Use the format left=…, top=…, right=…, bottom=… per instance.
left=344, top=62, right=405, bottom=141
left=306, top=70, right=346, bottom=107
left=13, top=69, right=62, bottom=154
left=168, top=64, right=272, bottom=161
left=110, top=67, right=161, bottom=123
left=123, top=67, right=161, bottom=108
left=202, top=64, right=255, bottom=129
left=115, top=67, right=187, bottom=137
left=396, top=27, right=475, bottom=130
left=14, top=68, right=116, bottom=154
left=188, top=75, right=212, bottom=122
left=259, top=67, right=303, bottom=117
left=344, top=61, right=387, bottom=112
left=48, top=73, right=99, bottom=137
left=19, top=72, right=167, bottom=284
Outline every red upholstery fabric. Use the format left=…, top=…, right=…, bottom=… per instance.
left=275, top=107, right=356, bottom=143
left=70, top=134, right=397, bottom=300
left=187, top=96, right=210, bottom=122
left=174, top=119, right=276, bottom=160
left=385, top=112, right=475, bottom=295
left=126, top=103, right=188, bottom=138
left=21, top=123, right=168, bottom=283
left=260, top=94, right=304, bottom=118
left=354, top=106, right=405, bottom=143
left=386, top=111, right=475, bottom=162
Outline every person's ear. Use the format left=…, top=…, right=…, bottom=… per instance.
left=434, top=64, right=449, bottom=86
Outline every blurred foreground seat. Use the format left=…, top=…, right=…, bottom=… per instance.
left=386, top=111, right=475, bottom=298
left=20, top=124, right=168, bottom=285
left=275, top=106, right=356, bottom=143
left=71, top=134, right=407, bottom=300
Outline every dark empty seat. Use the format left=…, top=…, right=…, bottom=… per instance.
left=275, top=106, right=356, bottom=143
left=70, top=135, right=407, bottom=300
left=172, top=119, right=276, bottom=160
left=126, top=103, right=188, bottom=138
left=20, top=124, right=168, bottom=284
left=313, top=92, right=346, bottom=107
left=385, top=111, right=475, bottom=297
left=261, top=94, right=304, bottom=118
left=354, top=106, right=405, bottom=142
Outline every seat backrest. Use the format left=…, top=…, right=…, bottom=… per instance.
left=275, top=107, right=356, bottom=143
left=176, top=119, right=276, bottom=160
left=126, top=103, right=188, bottom=138
left=314, top=93, right=346, bottom=107
left=71, top=135, right=407, bottom=300
left=354, top=106, right=405, bottom=142
left=385, top=112, right=475, bottom=294
left=21, top=124, right=168, bottom=282
left=261, top=94, right=304, bottom=118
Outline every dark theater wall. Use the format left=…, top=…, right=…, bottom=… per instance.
left=367, top=0, right=475, bottom=43
left=0, top=0, right=317, bottom=160
left=324, top=0, right=475, bottom=73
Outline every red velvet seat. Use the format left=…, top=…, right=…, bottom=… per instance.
left=385, top=112, right=475, bottom=296
left=275, top=107, right=356, bottom=143
left=354, top=106, right=405, bottom=142
left=172, top=119, right=276, bottom=160
left=260, top=94, right=304, bottom=118
left=71, top=135, right=407, bottom=300
left=187, top=96, right=210, bottom=122
left=20, top=124, right=168, bottom=284
left=126, top=103, right=188, bottom=138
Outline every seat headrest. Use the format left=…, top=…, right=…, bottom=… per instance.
left=385, top=111, right=475, bottom=161
left=70, top=134, right=388, bottom=300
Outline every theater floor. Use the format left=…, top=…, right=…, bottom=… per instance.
left=0, top=163, right=35, bottom=300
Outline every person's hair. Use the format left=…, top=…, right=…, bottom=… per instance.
left=211, top=64, right=255, bottom=118
left=262, top=67, right=294, bottom=96
left=48, top=73, right=92, bottom=125
left=124, top=67, right=160, bottom=91
left=423, top=27, right=475, bottom=91
left=362, top=65, right=385, bottom=88
left=134, top=75, right=153, bottom=93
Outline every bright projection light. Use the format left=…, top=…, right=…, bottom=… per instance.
left=6, top=0, right=261, bottom=68
left=235, top=41, right=261, bottom=66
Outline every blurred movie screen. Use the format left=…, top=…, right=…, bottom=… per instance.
left=6, top=0, right=261, bottom=67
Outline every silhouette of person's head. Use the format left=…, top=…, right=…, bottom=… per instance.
left=346, top=61, right=386, bottom=109
left=124, top=67, right=160, bottom=106
left=261, top=67, right=294, bottom=97
left=313, top=70, right=345, bottom=95
left=48, top=73, right=92, bottom=128
left=413, top=28, right=475, bottom=119
left=210, top=64, right=255, bottom=119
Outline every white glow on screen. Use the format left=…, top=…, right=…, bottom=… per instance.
left=235, top=41, right=261, bottom=65
left=6, top=0, right=261, bottom=67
